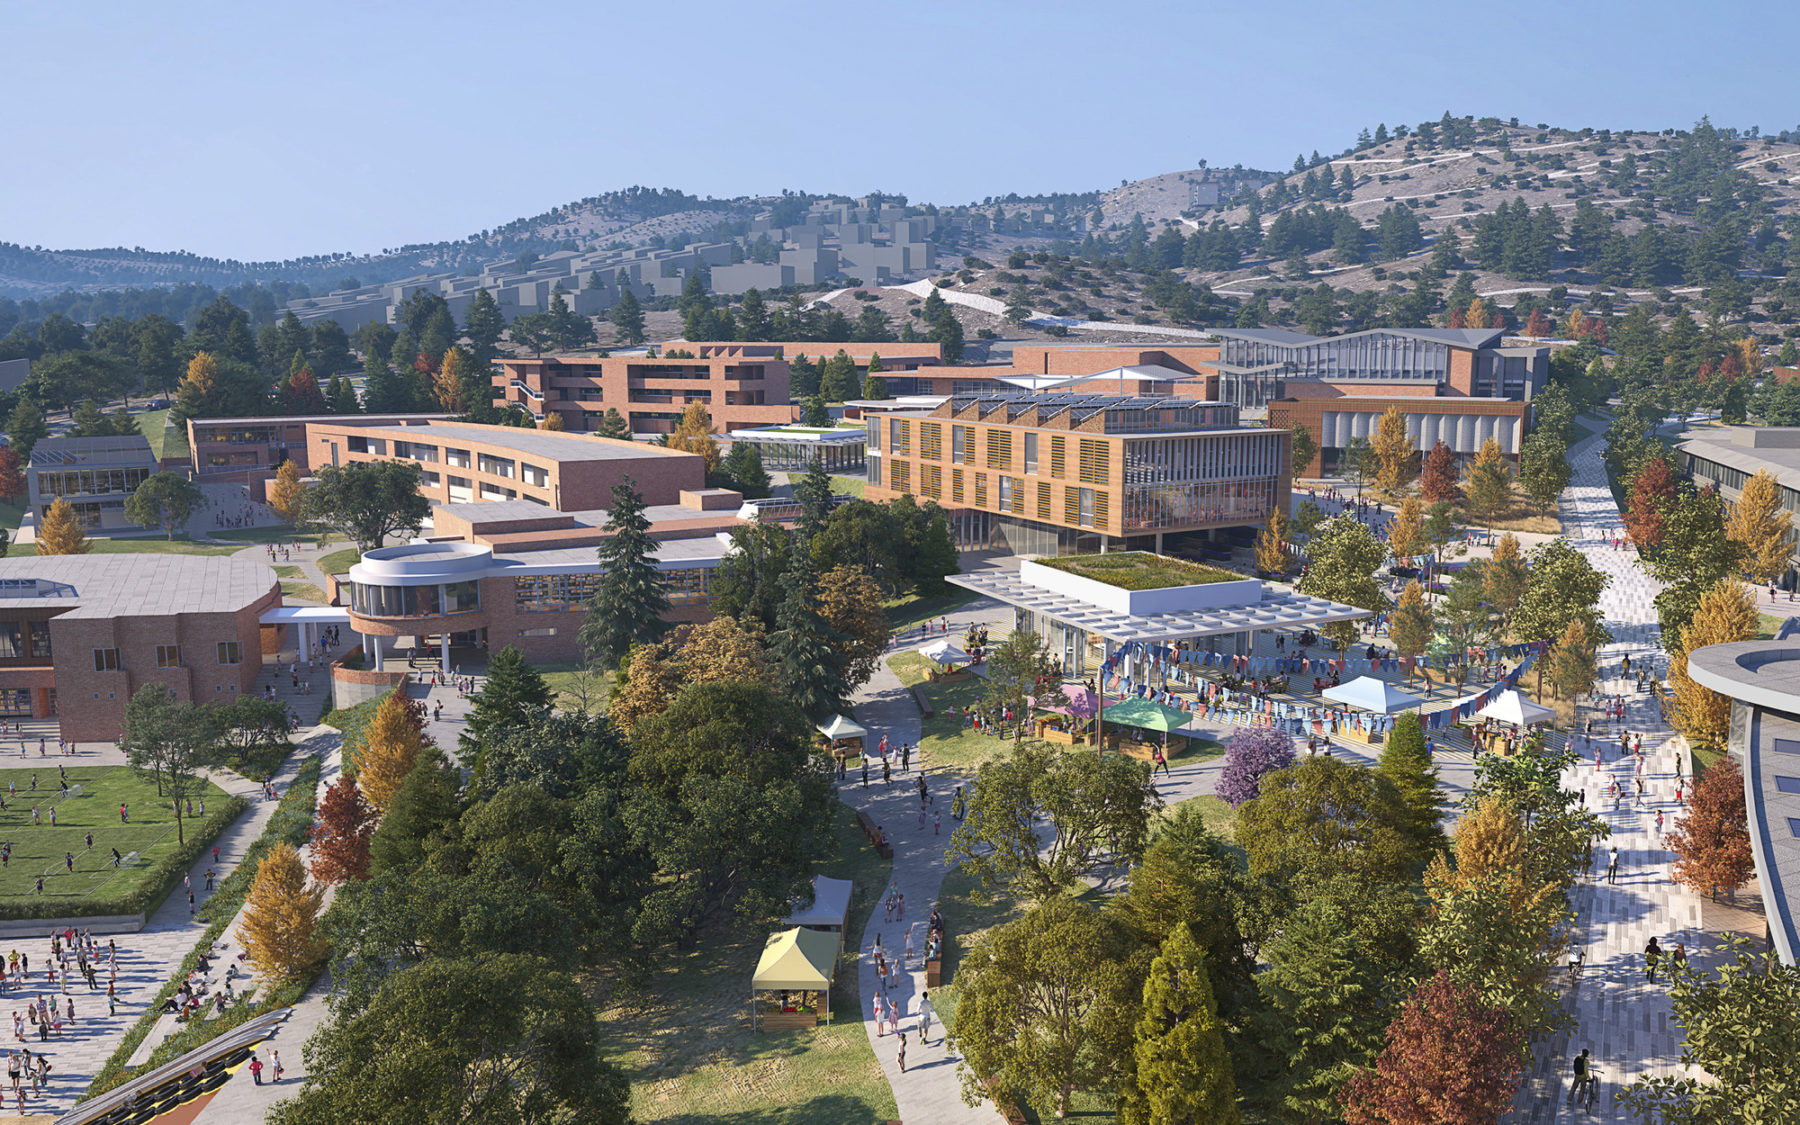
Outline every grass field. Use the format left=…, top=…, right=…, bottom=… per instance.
left=0, top=766, right=231, bottom=907
left=887, top=651, right=1026, bottom=772
left=0, top=499, right=23, bottom=534
left=208, top=528, right=333, bottom=546
left=274, top=568, right=327, bottom=604
left=591, top=801, right=897, bottom=1124
left=318, top=547, right=360, bottom=576
left=31, top=537, right=246, bottom=557
left=536, top=662, right=612, bottom=713
left=828, top=475, right=865, bottom=498
left=139, top=409, right=176, bottom=460
left=883, top=590, right=980, bottom=635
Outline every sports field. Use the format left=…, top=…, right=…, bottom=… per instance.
left=0, top=766, right=232, bottom=907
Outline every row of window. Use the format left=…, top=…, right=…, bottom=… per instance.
left=34, top=467, right=153, bottom=498
left=878, top=422, right=1113, bottom=484
left=0, top=621, right=51, bottom=660
left=513, top=568, right=716, bottom=612
left=348, top=581, right=482, bottom=618
left=93, top=641, right=241, bottom=672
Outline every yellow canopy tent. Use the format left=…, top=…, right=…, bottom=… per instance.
left=752, top=927, right=839, bottom=1030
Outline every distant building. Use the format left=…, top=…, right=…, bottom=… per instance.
left=26, top=435, right=159, bottom=532
left=187, top=413, right=452, bottom=485
left=0, top=358, right=30, bottom=398
left=495, top=345, right=794, bottom=436
left=1678, top=426, right=1800, bottom=591
left=864, top=392, right=1288, bottom=556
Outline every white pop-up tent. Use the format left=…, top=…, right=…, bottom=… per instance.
left=752, top=927, right=840, bottom=1030
left=919, top=639, right=972, bottom=665
left=816, top=715, right=868, bottom=743
left=1322, top=675, right=1424, bottom=714
left=783, top=875, right=854, bottom=938
left=1474, top=689, right=1556, bottom=728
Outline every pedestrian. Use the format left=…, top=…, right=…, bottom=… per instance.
left=905, top=926, right=915, bottom=966
left=882, top=759, right=891, bottom=788
left=250, top=1053, right=264, bottom=1085
left=896, top=1030, right=907, bottom=1073
left=1645, top=936, right=1662, bottom=982
left=271, top=1050, right=283, bottom=1082
left=934, top=809, right=941, bottom=835
left=861, top=758, right=868, bottom=788
left=1671, top=942, right=1688, bottom=975
left=1607, top=847, right=1619, bottom=884
left=900, top=743, right=911, bottom=773
left=1656, top=808, right=1665, bottom=833
left=919, top=990, right=935, bottom=1044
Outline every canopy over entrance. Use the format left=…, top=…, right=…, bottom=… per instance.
left=1323, top=675, right=1424, bottom=714
left=1474, top=689, right=1556, bottom=727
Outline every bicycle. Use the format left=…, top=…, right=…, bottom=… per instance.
left=1579, top=1068, right=1602, bottom=1114
left=1568, top=945, right=1585, bottom=987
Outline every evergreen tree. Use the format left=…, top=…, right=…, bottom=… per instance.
left=861, top=352, right=888, bottom=400
left=787, top=354, right=820, bottom=398
left=800, top=395, right=831, bottom=428
left=718, top=441, right=770, bottom=498
left=793, top=454, right=835, bottom=549
left=1120, top=925, right=1242, bottom=1125
left=736, top=288, right=770, bottom=341
left=579, top=477, right=670, bottom=670
left=4, top=400, right=48, bottom=459
left=360, top=352, right=416, bottom=414
left=610, top=289, right=645, bottom=345
left=768, top=551, right=850, bottom=722
left=459, top=644, right=553, bottom=773
left=1378, top=712, right=1447, bottom=855
left=819, top=350, right=859, bottom=402
left=463, top=288, right=506, bottom=368
left=325, top=374, right=358, bottom=414
left=367, top=745, right=463, bottom=878
left=595, top=408, right=631, bottom=440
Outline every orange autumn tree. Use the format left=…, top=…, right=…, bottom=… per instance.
left=0, top=446, right=23, bottom=501
left=36, top=498, right=91, bottom=556
left=1669, top=755, right=1754, bottom=902
left=1622, top=457, right=1679, bottom=550
left=237, top=843, right=327, bottom=982
left=356, top=690, right=429, bottom=810
left=309, top=774, right=378, bottom=885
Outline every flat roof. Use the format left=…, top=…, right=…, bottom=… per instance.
left=948, top=568, right=1371, bottom=643
left=0, top=554, right=275, bottom=618
left=28, top=435, right=155, bottom=468
left=188, top=412, right=451, bottom=427
left=1215, top=326, right=1504, bottom=349
left=492, top=536, right=729, bottom=573
left=434, top=499, right=735, bottom=528
left=1678, top=435, right=1800, bottom=481
left=360, top=423, right=697, bottom=464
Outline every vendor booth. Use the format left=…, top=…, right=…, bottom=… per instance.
left=1320, top=675, right=1423, bottom=745
left=783, top=875, right=854, bottom=945
left=1467, top=689, right=1556, bottom=755
left=1099, top=696, right=1195, bottom=759
left=752, top=927, right=839, bottom=1031
left=816, top=715, right=868, bottom=764
left=1033, top=685, right=1099, bottom=744
left=919, top=638, right=974, bottom=683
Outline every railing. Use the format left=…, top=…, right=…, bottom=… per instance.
left=510, top=379, right=544, bottom=401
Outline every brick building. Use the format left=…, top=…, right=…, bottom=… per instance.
left=864, top=392, right=1289, bottom=556
left=301, top=419, right=706, bottom=513
left=186, top=413, right=451, bottom=485
left=0, top=555, right=280, bottom=741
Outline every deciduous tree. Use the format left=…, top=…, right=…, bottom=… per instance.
left=1461, top=438, right=1513, bottom=532
left=1386, top=496, right=1425, bottom=561
left=237, top=843, right=327, bottom=982
left=1667, top=580, right=1758, bottom=752
left=665, top=402, right=721, bottom=471
left=1298, top=514, right=1390, bottom=650
left=357, top=691, right=428, bottom=811
left=1420, top=441, right=1460, bottom=504
left=951, top=897, right=1138, bottom=1121
left=1370, top=406, right=1417, bottom=496
left=949, top=740, right=1155, bottom=902
left=1389, top=581, right=1434, bottom=682
left=35, top=497, right=91, bottom=555
left=1341, top=970, right=1526, bottom=1125
left=1548, top=616, right=1600, bottom=700
left=1624, top=456, right=1679, bottom=549
left=268, top=459, right=305, bottom=526
left=1290, top=422, right=1319, bottom=478
left=309, top=775, right=377, bottom=885
left=1512, top=539, right=1609, bottom=645
left=1669, top=755, right=1754, bottom=901
left=813, top=564, right=888, bottom=690
left=1214, top=727, right=1296, bottom=808
left=301, top=461, right=428, bottom=552
left=123, top=472, right=204, bottom=539
left=1726, top=467, right=1794, bottom=585
left=1256, top=505, right=1291, bottom=576
left=1236, top=756, right=1416, bottom=884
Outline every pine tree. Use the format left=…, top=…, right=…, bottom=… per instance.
left=1669, top=755, right=1755, bottom=901
left=35, top=498, right=91, bottom=556
left=236, top=843, right=326, bottom=982
left=1378, top=711, right=1447, bottom=854
left=459, top=644, right=553, bottom=772
left=1120, top=925, right=1242, bottom=1125
left=325, top=373, right=358, bottom=414
left=800, top=395, right=831, bottom=428
left=580, top=477, right=669, bottom=670
left=595, top=408, right=631, bottom=440
left=1726, top=468, right=1794, bottom=585
left=610, top=289, right=646, bottom=345
left=360, top=352, right=413, bottom=414
left=861, top=352, right=888, bottom=399
left=1370, top=406, right=1417, bottom=496
left=1667, top=580, right=1758, bottom=752
left=367, top=745, right=462, bottom=878
left=719, top=441, right=770, bottom=498
left=1419, top=440, right=1460, bottom=503
left=463, top=288, right=506, bottom=368
left=269, top=459, right=306, bottom=525
left=769, top=551, right=850, bottom=721
left=356, top=691, right=427, bottom=811
left=308, top=775, right=377, bottom=885
left=793, top=454, right=836, bottom=549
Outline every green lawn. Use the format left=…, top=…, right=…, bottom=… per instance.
left=591, top=800, right=897, bottom=1124
left=1757, top=612, right=1791, bottom=640
left=828, top=475, right=865, bottom=498
left=0, top=766, right=231, bottom=907
left=0, top=499, right=24, bottom=534
left=883, top=590, right=980, bottom=635
left=139, top=409, right=175, bottom=460
left=32, top=537, right=247, bottom=557
left=887, top=651, right=1063, bottom=773
left=280, top=579, right=327, bottom=604
left=536, top=661, right=612, bottom=713
left=208, top=528, right=333, bottom=546
left=318, top=547, right=360, bottom=576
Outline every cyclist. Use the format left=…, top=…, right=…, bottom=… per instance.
left=1569, top=1048, right=1592, bottom=1105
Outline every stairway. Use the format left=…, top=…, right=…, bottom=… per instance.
left=252, top=656, right=332, bottom=726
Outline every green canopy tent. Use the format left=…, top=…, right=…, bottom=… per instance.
left=1100, top=696, right=1193, bottom=756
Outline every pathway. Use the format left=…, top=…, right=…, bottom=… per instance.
left=1504, top=417, right=1705, bottom=1123
left=9, top=726, right=330, bottom=1114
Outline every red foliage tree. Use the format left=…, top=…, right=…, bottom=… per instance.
left=308, top=774, right=379, bottom=885
left=1524, top=309, right=1552, bottom=338
left=1419, top=441, right=1461, bottom=503
left=412, top=350, right=439, bottom=376
left=1719, top=350, right=1746, bottom=381
left=1574, top=316, right=1608, bottom=346
left=283, top=366, right=328, bottom=415
left=1341, top=970, right=1525, bottom=1125
left=0, top=446, right=24, bottom=501
left=1670, top=755, right=1755, bottom=901
left=1448, top=306, right=1466, bottom=329
left=1623, top=457, right=1678, bottom=549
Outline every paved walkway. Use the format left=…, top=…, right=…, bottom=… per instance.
left=1503, top=417, right=1706, bottom=1123
left=7, top=726, right=330, bottom=1115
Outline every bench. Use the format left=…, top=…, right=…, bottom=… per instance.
left=855, top=808, right=894, bottom=860
left=910, top=686, right=934, bottom=719
left=758, top=1010, right=819, bottom=1031
left=926, top=932, right=951, bottom=988
left=985, top=1077, right=1030, bottom=1125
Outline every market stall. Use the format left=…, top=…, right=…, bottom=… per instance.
left=1320, top=675, right=1423, bottom=744
left=751, top=927, right=839, bottom=1031
left=816, top=714, right=868, bottom=764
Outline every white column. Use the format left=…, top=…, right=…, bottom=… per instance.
left=441, top=631, right=450, bottom=671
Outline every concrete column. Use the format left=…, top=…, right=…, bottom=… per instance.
left=1155, top=532, right=1165, bottom=555
left=440, top=631, right=450, bottom=672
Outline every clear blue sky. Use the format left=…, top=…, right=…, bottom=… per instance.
left=5, top=0, right=1795, bottom=262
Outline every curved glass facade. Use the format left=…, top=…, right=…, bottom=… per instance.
left=350, top=580, right=481, bottom=618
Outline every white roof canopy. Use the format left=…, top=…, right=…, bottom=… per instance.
left=1474, top=689, right=1556, bottom=727
left=948, top=570, right=1371, bottom=644
left=1323, top=676, right=1424, bottom=714
left=783, top=876, right=854, bottom=930
left=816, top=715, right=868, bottom=741
left=919, top=639, right=972, bottom=664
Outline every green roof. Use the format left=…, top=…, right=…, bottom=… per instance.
left=1038, top=552, right=1243, bottom=591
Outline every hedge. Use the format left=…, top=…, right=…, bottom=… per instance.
left=0, top=796, right=249, bottom=922
left=82, top=754, right=323, bottom=1103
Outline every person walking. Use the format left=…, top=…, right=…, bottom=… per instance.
left=900, top=743, right=911, bottom=774
left=918, top=991, right=935, bottom=1045
left=881, top=758, right=891, bottom=788
left=271, top=1050, right=283, bottom=1082
left=861, top=758, right=869, bottom=788
left=1606, top=847, right=1619, bottom=885
left=896, top=1030, right=907, bottom=1073
left=1645, top=936, right=1663, bottom=982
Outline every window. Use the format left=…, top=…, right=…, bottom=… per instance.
left=922, top=463, right=943, bottom=500
left=1007, top=477, right=1024, bottom=514
left=28, top=622, right=49, bottom=659
left=443, top=581, right=482, bottom=614
left=1079, top=488, right=1095, bottom=528
left=93, top=648, right=121, bottom=672
left=446, top=448, right=472, bottom=469
left=1050, top=435, right=1066, bottom=478
left=1078, top=439, right=1109, bottom=484
left=1064, top=486, right=1080, bottom=525
left=890, top=459, right=910, bottom=494
left=889, top=420, right=911, bottom=456
left=156, top=645, right=183, bottom=669
left=421, top=471, right=441, bottom=488
left=952, top=468, right=964, bottom=503
left=519, top=627, right=559, bottom=637
left=1024, top=433, right=1039, bottom=474
left=0, top=690, right=28, bottom=717
left=868, top=454, right=881, bottom=488
left=952, top=425, right=969, bottom=464
left=1093, top=489, right=1109, bottom=528
left=217, top=641, right=243, bottom=665
left=515, top=574, right=599, bottom=612
left=997, top=476, right=1011, bottom=511
left=478, top=454, right=515, bottom=478
left=920, top=423, right=942, bottom=461
left=663, top=567, right=715, bottom=606
left=521, top=463, right=550, bottom=488
left=985, top=429, right=1012, bottom=470
left=0, top=623, right=20, bottom=659
left=1036, top=481, right=1051, bottom=520
left=866, top=420, right=881, bottom=452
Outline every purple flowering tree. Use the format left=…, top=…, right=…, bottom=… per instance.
left=1214, top=727, right=1297, bottom=808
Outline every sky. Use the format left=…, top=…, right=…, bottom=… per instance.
left=4, top=0, right=1797, bottom=262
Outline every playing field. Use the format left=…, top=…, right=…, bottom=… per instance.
left=0, top=766, right=232, bottom=907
